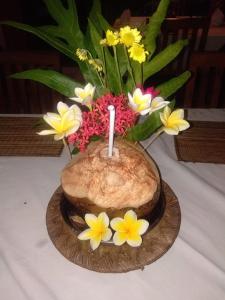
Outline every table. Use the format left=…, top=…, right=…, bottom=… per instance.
left=0, top=110, right=225, bottom=300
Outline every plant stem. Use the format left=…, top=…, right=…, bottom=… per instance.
left=141, top=63, right=143, bottom=86
left=63, top=138, right=72, bottom=160
left=124, top=45, right=136, bottom=88
left=101, top=46, right=108, bottom=88
left=85, top=51, right=105, bottom=89
left=144, top=128, right=164, bottom=150
left=113, top=46, right=122, bottom=93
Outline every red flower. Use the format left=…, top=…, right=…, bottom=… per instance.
left=68, top=93, right=137, bottom=151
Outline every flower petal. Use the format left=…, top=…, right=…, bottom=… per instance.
left=90, top=237, right=101, bottom=250
left=69, top=96, right=83, bottom=103
left=113, top=232, right=126, bottom=246
left=46, top=112, right=61, bottom=120
left=54, top=133, right=65, bottom=140
left=102, top=228, right=112, bottom=242
left=170, top=109, right=184, bottom=120
left=163, top=126, right=179, bottom=135
left=137, top=219, right=149, bottom=235
left=98, top=212, right=109, bottom=227
left=127, top=235, right=142, bottom=247
left=57, top=102, right=69, bottom=117
left=37, top=129, right=56, bottom=135
left=139, top=107, right=151, bottom=115
left=85, top=214, right=97, bottom=228
left=124, top=210, right=137, bottom=223
left=110, top=217, right=124, bottom=231
left=43, top=115, right=61, bottom=131
left=77, top=229, right=92, bottom=240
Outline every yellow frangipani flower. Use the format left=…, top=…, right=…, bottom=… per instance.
left=69, top=83, right=95, bottom=109
left=76, top=48, right=88, bottom=61
left=128, top=88, right=152, bottom=115
left=111, top=210, right=149, bottom=247
left=119, top=26, right=142, bottom=47
left=105, top=30, right=119, bottom=46
left=160, top=106, right=190, bottom=135
left=128, top=43, right=149, bottom=63
left=78, top=212, right=112, bottom=250
left=38, top=102, right=82, bottom=140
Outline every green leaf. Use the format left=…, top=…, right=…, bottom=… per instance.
left=11, top=69, right=82, bottom=97
left=72, top=147, right=80, bottom=155
left=157, top=71, right=191, bottom=98
left=2, top=21, right=75, bottom=60
left=143, top=39, right=188, bottom=81
left=126, top=100, right=175, bottom=141
left=2, top=0, right=85, bottom=60
left=88, top=19, right=121, bottom=94
left=145, top=0, right=170, bottom=58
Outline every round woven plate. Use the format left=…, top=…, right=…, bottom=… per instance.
left=46, top=181, right=181, bottom=273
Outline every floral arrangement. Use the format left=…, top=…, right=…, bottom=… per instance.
left=3, top=0, right=191, bottom=249
left=78, top=210, right=149, bottom=250
left=3, top=0, right=191, bottom=156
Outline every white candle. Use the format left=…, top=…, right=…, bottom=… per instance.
left=108, top=105, right=115, bottom=157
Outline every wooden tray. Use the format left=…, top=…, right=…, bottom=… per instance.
left=46, top=181, right=181, bottom=273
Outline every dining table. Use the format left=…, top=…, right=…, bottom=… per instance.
left=0, top=109, right=225, bottom=300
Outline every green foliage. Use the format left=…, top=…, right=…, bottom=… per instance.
left=157, top=71, right=191, bottom=98
left=2, top=0, right=191, bottom=143
left=145, top=0, right=170, bottom=58
left=143, top=39, right=188, bottom=81
left=11, top=70, right=81, bottom=97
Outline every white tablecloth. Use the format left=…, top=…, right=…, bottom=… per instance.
left=0, top=110, right=225, bottom=300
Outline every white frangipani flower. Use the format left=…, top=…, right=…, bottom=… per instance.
left=128, top=88, right=152, bottom=115
left=69, top=83, right=95, bottom=109
left=149, top=97, right=169, bottom=115
left=38, top=101, right=82, bottom=141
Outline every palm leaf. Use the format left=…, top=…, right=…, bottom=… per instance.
left=157, top=71, right=191, bottom=98
left=11, top=69, right=82, bottom=97
left=145, top=0, right=170, bottom=58
left=143, top=39, right=188, bottom=81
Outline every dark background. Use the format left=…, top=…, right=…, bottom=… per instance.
left=0, top=0, right=215, bottom=51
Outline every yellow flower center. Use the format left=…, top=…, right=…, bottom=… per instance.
left=122, top=32, right=135, bottom=46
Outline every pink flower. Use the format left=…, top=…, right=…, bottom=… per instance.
left=136, top=84, right=160, bottom=98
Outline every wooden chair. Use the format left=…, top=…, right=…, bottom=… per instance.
left=159, top=16, right=211, bottom=74
left=183, top=52, right=225, bottom=108
left=0, top=26, right=7, bottom=51
left=0, top=51, right=61, bottom=113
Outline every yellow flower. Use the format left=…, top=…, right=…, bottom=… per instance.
left=100, top=38, right=107, bottom=46
left=69, top=83, right=95, bottom=109
left=111, top=210, right=149, bottom=247
left=105, top=30, right=119, bottom=46
left=160, top=106, right=190, bottom=135
left=88, top=59, right=103, bottom=72
left=119, top=26, right=142, bottom=47
left=128, top=43, right=149, bottom=63
left=38, top=102, right=82, bottom=140
left=78, top=212, right=112, bottom=250
left=76, top=48, right=88, bottom=61
left=128, top=88, right=152, bottom=115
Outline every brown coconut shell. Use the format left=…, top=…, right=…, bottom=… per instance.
left=61, top=139, right=161, bottom=218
